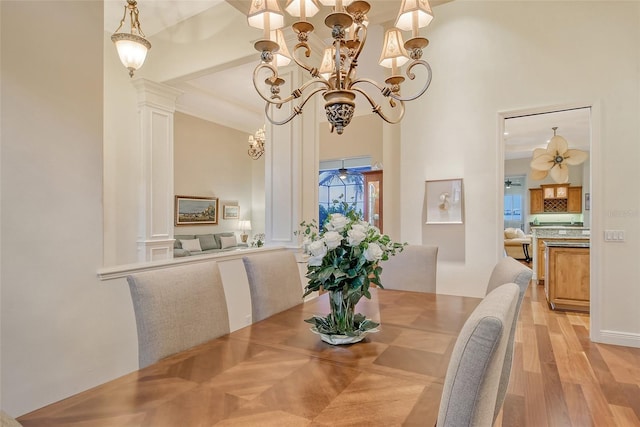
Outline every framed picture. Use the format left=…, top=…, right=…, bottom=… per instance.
left=223, top=205, right=240, bottom=220
left=175, top=196, right=218, bottom=225
left=425, top=179, right=464, bottom=224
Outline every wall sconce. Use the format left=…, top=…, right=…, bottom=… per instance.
left=248, top=126, right=265, bottom=160
left=111, top=0, right=151, bottom=77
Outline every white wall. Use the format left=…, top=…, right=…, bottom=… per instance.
left=174, top=112, right=259, bottom=238
left=401, top=1, right=640, bottom=344
left=1, top=1, right=138, bottom=416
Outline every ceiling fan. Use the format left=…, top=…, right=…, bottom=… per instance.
left=504, top=179, right=522, bottom=189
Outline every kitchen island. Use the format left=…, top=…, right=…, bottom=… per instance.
left=544, top=241, right=590, bottom=312
left=531, top=226, right=590, bottom=282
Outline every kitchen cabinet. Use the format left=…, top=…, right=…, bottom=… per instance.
left=529, top=188, right=543, bottom=214
left=544, top=242, right=590, bottom=312
left=529, top=185, right=582, bottom=214
left=536, top=237, right=588, bottom=281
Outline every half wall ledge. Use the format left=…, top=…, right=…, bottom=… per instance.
left=97, top=246, right=287, bottom=281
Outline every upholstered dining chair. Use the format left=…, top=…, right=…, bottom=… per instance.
left=485, top=256, right=533, bottom=422
left=379, top=245, right=438, bottom=293
left=1, top=410, right=23, bottom=427
left=126, top=261, right=230, bottom=368
left=242, top=251, right=303, bottom=322
left=437, top=283, right=520, bottom=427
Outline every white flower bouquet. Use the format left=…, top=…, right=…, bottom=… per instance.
left=297, top=209, right=405, bottom=340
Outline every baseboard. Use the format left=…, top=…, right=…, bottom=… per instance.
left=593, top=329, right=640, bottom=348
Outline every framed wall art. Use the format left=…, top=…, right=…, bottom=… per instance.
left=425, top=179, right=464, bottom=224
left=175, top=196, right=218, bottom=225
left=223, top=205, right=240, bottom=220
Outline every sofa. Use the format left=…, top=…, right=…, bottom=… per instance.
left=503, top=228, right=532, bottom=261
left=174, top=233, right=248, bottom=257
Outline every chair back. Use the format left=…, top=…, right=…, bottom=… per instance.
left=379, top=245, right=438, bottom=293
left=126, top=261, right=230, bottom=368
left=243, top=251, right=303, bottom=322
left=437, top=283, right=519, bottom=427
left=1, top=411, right=23, bottom=427
left=485, top=256, right=532, bottom=421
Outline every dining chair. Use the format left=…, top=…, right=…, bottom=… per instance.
left=242, top=251, right=303, bottom=322
left=485, top=256, right=533, bottom=421
left=126, top=261, right=230, bottom=368
left=437, top=283, right=520, bottom=427
left=379, top=245, right=438, bottom=292
left=1, top=411, right=23, bottom=427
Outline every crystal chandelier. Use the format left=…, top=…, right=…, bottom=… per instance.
left=247, top=0, right=434, bottom=135
left=248, top=126, right=266, bottom=159
left=111, top=0, right=151, bottom=78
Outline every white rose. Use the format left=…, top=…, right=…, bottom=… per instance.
left=370, top=226, right=381, bottom=237
left=326, top=214, right=348, bottom=232
left=347, top=228, right=366, bottom=246
left=308, top=240, right=327, bottom=258
left=308, top=255, right=325, bottom=267
left=364, top=243, right=384, bottom=262
left=351, top=223, right=367, bottom=234
left=323, top=231, right=342, bottom=250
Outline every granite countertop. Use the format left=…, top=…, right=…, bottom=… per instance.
left=539, top=235, right=590, bottom=240
left=545, top=241, right=591, bottom=248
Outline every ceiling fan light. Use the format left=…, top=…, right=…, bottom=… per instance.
left=338, top=168, right=348, bottom=180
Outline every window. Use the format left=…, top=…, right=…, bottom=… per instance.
left=504, top=175, right=525, bottom=230
left=318, top=166, right=371, bottom=226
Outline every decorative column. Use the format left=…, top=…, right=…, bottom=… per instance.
left=132, top=79, right=182, bottom=262
left=264, top=68, right=319, bottom=247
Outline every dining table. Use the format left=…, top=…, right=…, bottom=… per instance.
left=18, top=288, right=481, bottom=426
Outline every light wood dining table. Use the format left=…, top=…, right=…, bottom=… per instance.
left=18, top=288, right=481, bottom=426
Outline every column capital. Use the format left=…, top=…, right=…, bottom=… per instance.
left=132, top=78, right=183, bottom=112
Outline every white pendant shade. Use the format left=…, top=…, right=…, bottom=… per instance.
left=111, top=33, right=151, bottom=77
left=271, top=29, right=291, bottom=67
left=248, top=0, right=284, bottom=31
left=395, top=0, right=434, bottom=32
left=319, top=47, right=335, bottom=79
left=318, top=0, right=352, bottom=6
left=285, top=0, right=320, bottom=18
left=379, top=29, right=409, bottom=68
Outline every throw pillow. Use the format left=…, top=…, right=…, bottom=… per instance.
left=515, top=228, right=526, bottom=238
left=219, top=235, right=237, bottom=249
left=197, top=234, right=219, bottom=251
left=504, top=228, right=519, bottom=239
left=181, top=239, right=202, bottom=252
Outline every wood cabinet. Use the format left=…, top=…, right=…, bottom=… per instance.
left=567, top=187, right=583, bottom=212
left=536, top=238, right=588, bottom=281
left=544, top=244, right=590, bottom=312
left=529, top=188, right=543, bottom=214
left=529, top=185, right=582, bottom=214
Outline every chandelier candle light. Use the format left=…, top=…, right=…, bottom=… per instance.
left=247, top=0, right=435, bottom=135
left=248, top=126, right=266, bottom=159
left=111, top=0, right=151, bottom=77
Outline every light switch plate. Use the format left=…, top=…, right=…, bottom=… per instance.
left=604, top=230, right=625, bottom=241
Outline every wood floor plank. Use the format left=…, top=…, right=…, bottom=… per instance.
left=497, top=282, right=640, bottom=427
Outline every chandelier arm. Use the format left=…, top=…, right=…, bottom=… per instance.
left=388, top=60, right=433, bottom=102
left=252, top=63, right=297, bottom=106
left=264, top=87, right=327, bottom=126
left=351, top=87, right=406, bottom=124
left=291, top=43, right=321, bottom=78
left=345, top=24, right=367, bottom=87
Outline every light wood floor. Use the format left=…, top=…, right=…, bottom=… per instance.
left=496, top=281, right=640, bottom=427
